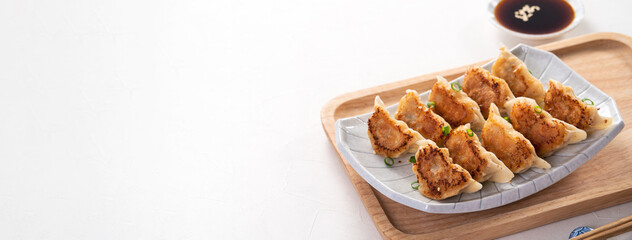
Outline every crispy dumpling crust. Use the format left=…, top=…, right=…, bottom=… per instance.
left=429, top=76, right=485, bottom=130
left=413, top=140, right=482, bottom=200
left=445, top=124, right=514, bottom=182
left=544, top=79, right=612, bottom=130
left=463, top=67, right=515, bottom=117
left=394, top=90, right=450, bottom=146
left=492, top=47, right=545, bottom=106
left=505, top=97, right=586, bottom=157
left=482, top=103, right=550, bottom=173
left=367, top=96, right=423, bottom=158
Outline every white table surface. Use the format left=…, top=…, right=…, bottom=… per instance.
left=1, top=0, right=631, bottom=239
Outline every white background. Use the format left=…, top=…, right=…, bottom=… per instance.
left=0, top=0, right=631, bottom=239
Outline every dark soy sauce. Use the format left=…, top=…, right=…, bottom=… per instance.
left=494, top=0, right=574, bottom=34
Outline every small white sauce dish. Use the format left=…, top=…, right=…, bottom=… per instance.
left=487, top=0, right=585, bottom=40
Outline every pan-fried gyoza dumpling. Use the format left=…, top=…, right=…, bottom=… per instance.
left=445, top=124, right=514, bottom=182
left=544, top=79, right=612, bottom=131
left=394, top=90, right=451, bottom=146
left=429, top=76, right=485, bottom=130
left=482, top=103, right=550, bottom=173
left=492, top=47, right=545, bottom=106
left=463, top=66, right=515, bottom=117
left=413, top=139, right=482, bottom=200
left=505, top=97, right=587, bottom=157
left=367, top=96, right=424, bottom=158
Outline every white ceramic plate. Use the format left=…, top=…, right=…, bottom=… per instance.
left=335, top=44, right=624, bottom=214
left=487, top=0, right=585, bottom=40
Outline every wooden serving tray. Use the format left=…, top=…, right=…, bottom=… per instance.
left=320, top=32, right=632, bottom=239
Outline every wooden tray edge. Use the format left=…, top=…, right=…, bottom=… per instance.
left=320, top=32, right=632, bottom=239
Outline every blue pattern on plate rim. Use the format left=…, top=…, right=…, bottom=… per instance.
left=569, top=226, right=593, bottom=238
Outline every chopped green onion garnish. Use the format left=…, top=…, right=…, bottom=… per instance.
left=582, top=98, right=594, bottom=105
left=534, top=105, right=542, bottom=114
left=528, top=70, right=533, bottom=75
left=451, top=82, right=462, bottom=92
left=442, top=125, right=451, bottom=136
left=409, top=156, right=416, bottom=163
left=411, top=181, right=419, bottom=190
left=384, top=157, right=394, bottom=166
left=427, top=102, right=435, bottom=109
left=466, top=128, right=474, bottom=137
left=504, top=116, right=511, bottom=123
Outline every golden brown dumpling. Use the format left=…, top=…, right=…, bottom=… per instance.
left=429, top=76, right=485, bottom=130
left=367, top=96, right=424, bottom=158
left=445, top=124, right=514, bottom=182
left=544, top=79, right=612, bottom=130
left=482, top=103, right=550, bottom=173
left=413, top=139, right=482, bottom=200
left=394, top=90, right=450, bottom=146
left=492, top=47, right=545, bottom=106
left=505, top=97, right=587, bottom=157
left=463, top=66, right=515, bottom=117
